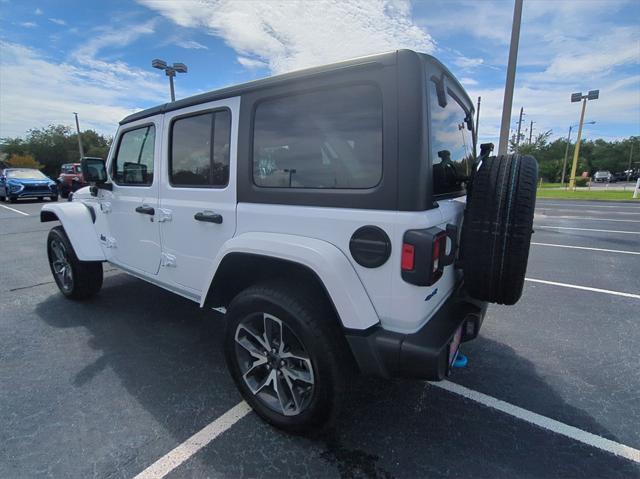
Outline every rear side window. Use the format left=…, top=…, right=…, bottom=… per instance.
left=113, top=125, right=155, bottom=186
left=429, top=80, right=473, bottom=196
left=252, top=84, right=382, bottom=189
left=170, top=110, right=231, bottom=187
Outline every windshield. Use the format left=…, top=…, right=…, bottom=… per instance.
left=6, top=169, right=48, bottom=180
left=428, top=78, right=474, bottom=196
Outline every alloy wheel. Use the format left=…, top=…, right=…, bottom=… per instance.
left=235, top=313, right=315, bottom=416
left=50, top=238, right=73, bottom=292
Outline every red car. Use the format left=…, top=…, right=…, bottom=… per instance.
left=57, top=162, right=86, bottom=198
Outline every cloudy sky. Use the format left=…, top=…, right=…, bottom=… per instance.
left=1, top=0, right=638, bottom=145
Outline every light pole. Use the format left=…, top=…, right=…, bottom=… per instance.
left=498, top=0, right=523, bottom=156
left=528, top=120, right=535, bottom=144
left=568, top=90, right=599, bottom=189
left=73, top=112, right=85, bottom=158
left=561, top=120, right=595, bottom=186
left=152, top=59, right=188, bottom=102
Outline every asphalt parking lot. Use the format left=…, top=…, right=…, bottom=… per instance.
left=1, top=198, right=639, bottom=478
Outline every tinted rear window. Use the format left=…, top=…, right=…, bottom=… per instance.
left=429, top=79, right=473, bottom=196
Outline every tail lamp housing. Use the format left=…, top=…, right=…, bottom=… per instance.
left=401, top=226, right=457, bottom=286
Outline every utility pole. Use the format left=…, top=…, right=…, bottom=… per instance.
left=73, top=112, right=85, bottom=158
left=515, top=107, right=524, bottom=152
left=529, top=120, right=535, bottom=144
left=475, top=96, right=481, bottom=156
left=497, top=0, right=523, bottom=156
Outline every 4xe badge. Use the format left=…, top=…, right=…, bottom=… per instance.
left=425, top=288, right=438, bottom=301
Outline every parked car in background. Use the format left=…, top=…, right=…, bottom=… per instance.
left=613, top=172, right=629, bottom=182
left=593, top=170, right=613, bottom=183
left=57, top=162, right=89, bottom=198
left=0, top=168, right=58, bottom=202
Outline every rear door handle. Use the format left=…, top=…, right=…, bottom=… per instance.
left=135, top=205, right=155, bottom=215
left=194, top=212, right=223, bottom=224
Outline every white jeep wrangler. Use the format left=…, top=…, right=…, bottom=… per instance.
left=42, top=50, right=537, bottom=433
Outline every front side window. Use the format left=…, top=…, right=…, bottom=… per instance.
left=429, top=80, right=474, bottom=196
left=113, top=125, right=155, bottom=186
left=170, top=110, right=231, bottom=187
left=253, top=84, right=382, bottom=189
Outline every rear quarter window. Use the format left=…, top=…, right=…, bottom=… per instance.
left=252, top=84, right=382, bottom=189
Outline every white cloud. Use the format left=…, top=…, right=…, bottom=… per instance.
left=453, top=56, right=483, bottom=70
left=34, top=8, right=43, bottom=15
left=176, top=39, right=208, bottom=49
left=237, top=56, right=267, bottom=70
left=0, top=41, right=167, bottom=138
left=459, top=77, right=478, bottom=86
left=19, top=22, right=37, bottom=28
left=542, top=27, right=639, bottom=80
left=48, top=18, right=66, bottom=26
left=138, top=0, right=434, bottom=74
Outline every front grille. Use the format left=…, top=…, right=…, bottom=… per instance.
left=22, top=184, right=51, bottom=194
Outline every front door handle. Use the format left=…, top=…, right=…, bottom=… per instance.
left=135, top=205, right=155, bottom=215
left=194, top=211, right=223, bottom=224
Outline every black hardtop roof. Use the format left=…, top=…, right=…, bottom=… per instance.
left=120, top=50, right=470, bottom=125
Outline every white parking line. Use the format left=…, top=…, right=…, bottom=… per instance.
left=525, top=278, right=640, bottom=300
left=0, top=203, right=29, bottom=216
left=535, top=215, right=640, bottom=223
left=537, top=202, right=640, bottom=209
left=536, top=209, right=640, bottom=216
left=134, top=380, right=640, bottom=478
left=431, top=380, right=640, bottom=464
left=536, top=225, right=640, bottom=235
left=133, top=401, right=252, bottom=479
left=531, top=242, right=640, bottom=255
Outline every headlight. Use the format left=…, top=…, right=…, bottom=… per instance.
left=9, top=182, right=23, bottom=193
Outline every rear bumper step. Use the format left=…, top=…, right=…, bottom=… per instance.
left=345, top=285, right=487, bottom=381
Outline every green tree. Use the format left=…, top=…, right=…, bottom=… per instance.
left=0, top=124, right=112, bottom=177
left=7, top=153, right=43, bottom=169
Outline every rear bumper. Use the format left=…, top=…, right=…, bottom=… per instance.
left=345, top=284, right=487, bottom=381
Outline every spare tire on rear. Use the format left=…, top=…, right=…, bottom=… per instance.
left=461, top=154, right=538, bottom=305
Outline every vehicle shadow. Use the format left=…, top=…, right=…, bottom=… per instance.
left=35, top=273, right=639, bottom=479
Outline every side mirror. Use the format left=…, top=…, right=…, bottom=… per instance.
left=81, top=157, right=107, bottom=183
left=81, top=157, right=111, bottom=196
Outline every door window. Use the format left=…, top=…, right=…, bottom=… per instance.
left=170, top=110, right=231, bottom=187
left=252, top=84, right=382, bottom=189
left=113, top=125, right=156, bottom=186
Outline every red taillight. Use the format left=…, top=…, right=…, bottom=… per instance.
left=401, top=243, right=415, bottom=271
left=401, top=226, right=457, bottom=287
left=431, top=231, right=447, bottom=282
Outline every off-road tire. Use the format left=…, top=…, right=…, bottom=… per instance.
left=224, top=280, right=354, bottom=434
left=47, top=226, right=103, bottom=300
left=461, top=154, right=538, bottom=305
